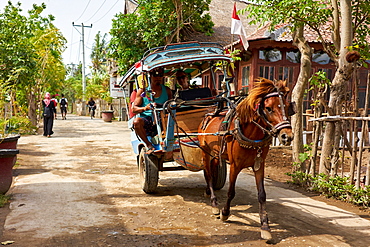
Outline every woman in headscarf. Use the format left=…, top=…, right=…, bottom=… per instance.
left=42, top=92, right=56, bottom=137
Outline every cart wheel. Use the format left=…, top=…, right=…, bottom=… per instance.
left=213, top=159, right=227, bottom=190
left=138, top=147, right=159, bottom=193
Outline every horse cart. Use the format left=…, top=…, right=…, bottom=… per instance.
left=120, top=41, right=295, bottom=240
left=119, top=41, right=236, bottom=193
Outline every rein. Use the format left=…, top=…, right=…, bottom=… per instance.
left=231, top=89, right=291, bottom=150
left=229, top=88, right=291, bottom=171
left=253, top=91, right=291, bottom=137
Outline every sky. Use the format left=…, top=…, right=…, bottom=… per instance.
left=0, top=0, right=126, bottom=73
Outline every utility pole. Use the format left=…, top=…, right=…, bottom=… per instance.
left=72, top=22, right=92, bottom=101
left=66, top=63, right=77, bottom=77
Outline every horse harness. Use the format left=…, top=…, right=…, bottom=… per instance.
left=219, top=90, right=292, bottom=171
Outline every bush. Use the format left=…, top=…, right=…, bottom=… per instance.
left=0, top=116, right=36, bottom=136
left=286, top=171, right=370, bottom=209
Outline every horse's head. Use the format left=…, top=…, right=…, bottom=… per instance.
left=237, top=78, right=294, bottom=146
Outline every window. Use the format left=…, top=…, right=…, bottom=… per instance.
left=259, top=49, right=282, bottom=62
left=313, top=51, right=332, bottom=64
left=242, top=66, right=250, bottom=87
left=287, top=51, right=300, bottom=63
left=259, top=66, right=275, bottom=80
left=278, top=67, right=294, bottom=87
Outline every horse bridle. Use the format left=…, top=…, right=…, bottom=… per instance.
left=253, top=90, right=292, bottom=137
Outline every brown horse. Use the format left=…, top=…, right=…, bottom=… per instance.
left=198, top=78, right=294, bottom=240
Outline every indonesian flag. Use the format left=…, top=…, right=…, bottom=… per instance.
left=134, top=60, right=148, bottom=74
left=231, top=3, right=249, bottom=50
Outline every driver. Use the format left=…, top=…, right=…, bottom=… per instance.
left=132, top=68, right=172, bottom=154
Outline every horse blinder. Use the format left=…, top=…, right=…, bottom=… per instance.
left=287, top=102, right=297, bottom=117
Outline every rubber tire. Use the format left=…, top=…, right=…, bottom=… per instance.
left=138, top=148, right=159, bottom=193
left=205, top=159, right=227, bottom=190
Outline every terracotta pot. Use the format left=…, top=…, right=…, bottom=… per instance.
left=0, top=134, right=20, bottom=149
left=0, top=149, right=19, bottom=194
left=101, top=111, right=114, bottom=122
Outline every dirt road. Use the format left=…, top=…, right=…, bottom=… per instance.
left=1, top=114, right=370, bottom=247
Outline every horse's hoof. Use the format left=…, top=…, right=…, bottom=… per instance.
left=261, top=229, right=272, bottom=240
left=220, top=214, right=229, bottom=221
left=212, top=207, right=220, bottom=215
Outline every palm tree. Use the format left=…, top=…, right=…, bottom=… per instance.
left=90, top=32, right=108, bottom=74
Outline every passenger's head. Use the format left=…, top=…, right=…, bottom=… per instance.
left=176, top=70, right=189, bottom=90
left=45, top=92, right=51, bottom=99
left=150, top=68, right=164, bottom=85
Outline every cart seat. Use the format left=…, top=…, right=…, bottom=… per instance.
left=178, top=87, right=212, bottom=100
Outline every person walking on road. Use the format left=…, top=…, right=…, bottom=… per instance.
left=51, top=94, right=58, bottom=119
left=87, top=97, right=96, bottom=119
left=42, top=92, right=56, bottom=137
left=59, top=94, right=68, bottom=120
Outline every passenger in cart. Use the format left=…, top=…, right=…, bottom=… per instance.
left=132, top=68, right=172, bottom=154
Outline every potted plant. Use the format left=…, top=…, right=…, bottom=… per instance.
left=0, top=118, right=21, bottom=149
left=101, top=93, right=114, bottom=122
left=0, top=149, right=19, bottom=194
left=0, top=116, right=35, bottom=194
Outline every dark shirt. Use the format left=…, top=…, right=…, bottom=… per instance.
left=87, top=100, right=95, bottom=107
left=42, top=100, right=56, bottom=114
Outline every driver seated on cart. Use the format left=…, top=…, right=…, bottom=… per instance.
left=132, top=68, right=172, bottom=155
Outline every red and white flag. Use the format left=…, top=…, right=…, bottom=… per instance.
left=231, top=3, right=249, bottom=50
left=134, top=60, right=148, bottom=74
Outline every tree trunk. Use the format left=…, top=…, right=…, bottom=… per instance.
left=28, top=92, right=38, bottom=127
left=319, top=0, right=354, bottom=175
left=291, top=26, right=312, bottom=170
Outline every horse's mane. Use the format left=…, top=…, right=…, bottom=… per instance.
left=236, top=78, right=289, bottom=125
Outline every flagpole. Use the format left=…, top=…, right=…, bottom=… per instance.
left=231, top=34, right=234, bottom=52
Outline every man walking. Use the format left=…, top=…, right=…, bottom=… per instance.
left=60, top=94, right=68, bottom=120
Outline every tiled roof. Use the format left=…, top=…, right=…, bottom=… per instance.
left=184, top=0, right=257, bottom=46
left=246, top=22, right=333, bottom=43
left=224, top=21, right=336, bottom=49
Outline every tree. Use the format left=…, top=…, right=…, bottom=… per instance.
left=0, top=2, right=66, bottom=126
left=91, top=31, right=108, bottom=74
left=243, top=0, right=330, bottom=169
left=318, top=1, right=370, bottom=177
left=243, top=1, right=370, bottom=175
left=108, top=0, right=213, bottom=73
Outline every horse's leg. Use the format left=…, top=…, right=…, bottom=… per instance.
left=202, top=151, right=219, bottom=214
left=221, top=162, right=240, bottom=221
left=254, top=164, right=272, bottom=240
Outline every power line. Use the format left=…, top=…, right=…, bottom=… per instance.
left=69, top=26, right=74, bottom=62
left=84, top=0, right=107, bottom=23
left=75, top=0, right=92, bottom=22
left=93, top=0, right=120, bottom=24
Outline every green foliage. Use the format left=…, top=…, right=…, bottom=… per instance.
left=0, top=116, right=36, bottom=137
left=309, top=71, right=330, bottom=107
left=287, top=172, right=370, bottom=208
left=91, top=32, right=108, bottom=74
left=298, top=143, right=312, bottom=163
left=0, top=194, right=10, bottom=208
left=242, top=0, right=330, bottom=30
left=109, top=0, right=213, bottom=73
left=309, top=71, right=330, bottom=89
left=0, top=2, right=66, bottom=123
left=85, top=71, right=110, bottom=102
left=243, top=0, right=370, bottom=63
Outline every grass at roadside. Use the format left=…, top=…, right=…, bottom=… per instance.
left=0, top=194, right=10, bottom=207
